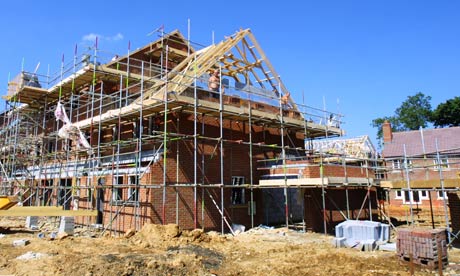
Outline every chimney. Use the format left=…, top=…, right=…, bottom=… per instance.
left=382, top=120, right=392, bottom=143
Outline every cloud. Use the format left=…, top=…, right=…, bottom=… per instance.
left=82, top=33, right=98, bottom=42
left=108, top=33, right=123, bottom=41
left=81, top=32, right=124, bottom=43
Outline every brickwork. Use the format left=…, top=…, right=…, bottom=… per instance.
left=397, top=228, right=448, bottom=269
left=304, top=187, right=378, bottom=234
left=269, top=160, right=374, bottom=179
left=384, top=157, right=459, bottom=223
left=74, top=112, right=306, bottom=232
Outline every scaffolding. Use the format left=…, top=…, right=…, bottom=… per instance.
left=0, top=27, right=395, bottom=235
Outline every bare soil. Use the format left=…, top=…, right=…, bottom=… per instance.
left=1, top=217, right=460, bottom=276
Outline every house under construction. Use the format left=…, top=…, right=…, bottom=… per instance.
left=0, top=28, right=382, bottom=234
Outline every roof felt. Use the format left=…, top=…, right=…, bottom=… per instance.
left=382, top=126, right=460, bottom=158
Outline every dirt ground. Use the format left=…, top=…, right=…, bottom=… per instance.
left=1, top=217, right=460, bottom=276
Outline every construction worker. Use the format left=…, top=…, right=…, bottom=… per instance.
left=281, top=91, right=291, bottom=109
left=208, top=69, right=221, bottom=99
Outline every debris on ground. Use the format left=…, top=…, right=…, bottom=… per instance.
left=2, top=217, right=460, bottom=275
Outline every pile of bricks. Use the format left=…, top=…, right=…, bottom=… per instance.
left=397, top=228, right=448, bottom=269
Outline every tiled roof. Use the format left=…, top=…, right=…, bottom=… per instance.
left=382, top=126, right=460, bottom=158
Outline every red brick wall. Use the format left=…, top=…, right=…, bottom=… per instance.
left=304, top=187, right=378, bottom=234
left=76, top=112, right=304, bottom=232
left=385, top=158, right=460, bottom=182
left=384, top=189, right=449, bottom=226
left=383, top=157, right=459, bottom=224
left=269, top=160, right=374, bottom=178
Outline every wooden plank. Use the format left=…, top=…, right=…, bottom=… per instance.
left=0, top=206, right=97, bottom=217
left=0, top=196, right=18, bottom=210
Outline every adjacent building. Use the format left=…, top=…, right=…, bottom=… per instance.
left=380, top=121, right=460, bottom=228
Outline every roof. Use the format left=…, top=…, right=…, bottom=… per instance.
left=308, top=135, right=377, bottom=159
left=382, top=126, right=460, bottom=158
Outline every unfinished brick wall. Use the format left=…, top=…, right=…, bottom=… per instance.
left=268, top=160, right=374, bottom=179
left=304, top=187, right=378, bottom=234
left=75, top=111, right=306, bottom=232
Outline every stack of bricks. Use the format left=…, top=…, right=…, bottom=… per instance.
left=397, top=228, right=448, bottom=269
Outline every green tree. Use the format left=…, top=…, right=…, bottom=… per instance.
left=395, top=92, right=432, bottom=130
left=432, top=96, right=460, bottom=127
left=371, top=92, right=433, bottom=145
left=371, top=116, right=403, bottom=144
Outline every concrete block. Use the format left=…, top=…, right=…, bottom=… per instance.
left=13, top=239, right=30, bottom=247
left=361, top=239, right=376, bottom=251
left=25, top=216, right=38, bottom=229
left=379, top=243, right=397, bottom=252
left=332, top=237, right=346, bottom=248
left=58, top=216, right=74, bottom=235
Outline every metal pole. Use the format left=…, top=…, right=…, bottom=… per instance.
left=219, top=65, right=224, bottom=234
left=249, top=101, right=254, bottom=228
left=162, top=46, right=169, bottom=225
left=403, top=144, right=414, bottom=226
left=278, top=81, right=289, bottom=228
left=137, top=61, right=144, bottom=230
left=193, top=55, right=198, bottom=229
left=343, top=156, right=350, bottom=219
left=436, top=139, right=451, bottom=243
left=201, top=114, right=205, bottom=229
left=366, top=159, right=372, bottom=221
left=176, top=115, right=180, bottom=225
left=320, top=150, right=327, bottom=234
left=345, top=186, right=350, bottom=219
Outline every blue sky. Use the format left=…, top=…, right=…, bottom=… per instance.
left=2, top=1, right=460, bottom=149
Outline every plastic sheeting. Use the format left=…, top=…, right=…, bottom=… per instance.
left=54, top=102, right=92, bottom=155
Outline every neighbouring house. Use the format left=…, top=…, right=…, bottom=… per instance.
left=0, top=27, right=381, bottom=235
left=380, top=121, right=460, bottom=229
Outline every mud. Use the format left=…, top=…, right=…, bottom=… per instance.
left=1, top=217, right=460, bottom=275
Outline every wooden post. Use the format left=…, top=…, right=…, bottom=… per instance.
left=438, top=241, right=443, bottom=276
left=409, top=253, right=414, bottom=276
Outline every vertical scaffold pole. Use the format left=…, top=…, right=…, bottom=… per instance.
left=249, top=100, right=254, bottom=228
left=320, top=149, right=327, bottom=234
left=278, top=81, right=288, bottom=228
left=366, top=159, right=372, bottom=221
left=175, top=114, right=180, bottom=225
left=342, top=156, right=350, bottom=219
left=219, top=65, right=224, bottom=234
left=201, top=114, right=205, bottom=229
left=403, top=144, right=414, bottom=226
left=436, top=139, right=451, bottom=243
left=162, top=45, right=169, bottom=225
left=193, top=55, right=198, bottom=229
left=137, top=61, right=144, bottom=230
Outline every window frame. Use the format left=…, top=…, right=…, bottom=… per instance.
left=391, top=160, right=402, bottom=170
left=127, top=175, right=140, bottom=202
left=231, top=176, right=245, bottom=205
left=419, top=190, right=429, bottom=200
left=437, top=190, right=447, bottom=200
left=112, top=175, right=124, bottom=202
left=402, top=190, right=422, bottom=205
left=434, top=158, right=449, bottom=170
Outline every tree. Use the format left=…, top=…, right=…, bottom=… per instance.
left=371, top=92, right=433, bottom=145
left=371, top=116, right=403, bottom=144
left=395, top=92, right=432, bottom=130
left=432, top=96, right=460, bottom=127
